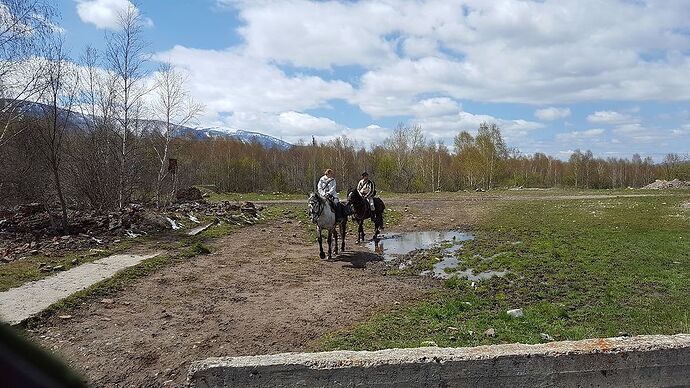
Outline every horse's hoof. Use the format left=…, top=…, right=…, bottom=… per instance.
left=319, top=252, right=326, bottom=260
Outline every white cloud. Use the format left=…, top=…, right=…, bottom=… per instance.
left=155, top=45, right=354, bottom=117
left=535, top=107, right=571, bottom=121
left=555, top=128, right=605, bottom=141
left=76, top=0, right=152, bottom=30
left=221, top=0, right=690, bottom=107
left=587, top=110, right=637, bottom=125
left=671, top=124, right=690, bottom=136
left=410, top=97, right=460, bottom=118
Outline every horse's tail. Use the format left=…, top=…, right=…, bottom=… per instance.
left=374, top=198, right=385, bottom=230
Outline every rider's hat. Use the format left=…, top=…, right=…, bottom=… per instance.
left=361, top=171, right=369, bottom=177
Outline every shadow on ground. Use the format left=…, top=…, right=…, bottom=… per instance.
left=333, top=250, right=383, bottom=269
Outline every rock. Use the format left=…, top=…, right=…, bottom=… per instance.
left=18, top=203, right=46, bottom=216
left=100, top=298, right=114, bottom=304
left=240, top=201, right=257, bottom=215
left=507, top=308, right=524, bottom=318
left=447, top=326, right=459, bottom=332
left=540, top=333, right=553, bottom=341
left=52, top=265, right=65, bottom=271
left=176, top=187, right=203, bottom=202
left=71, top=258, right=78, bottom=265
left=420, top=340, right=438, bottom=347
left=484, top=328, right=496, bottom=337
left=58, top=315, right=72, bottom=320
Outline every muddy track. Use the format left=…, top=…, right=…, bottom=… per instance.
left=27, top=216, right=439, bottom=387
left=25, top=193, right=673, bottom=386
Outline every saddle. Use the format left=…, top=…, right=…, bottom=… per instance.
left=326, top=196, right=348, bottom=221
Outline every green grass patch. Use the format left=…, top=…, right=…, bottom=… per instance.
left=314, top=194, right=690, bottom=350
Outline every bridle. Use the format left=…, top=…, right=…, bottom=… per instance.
left=348, top=190, right=367, bottom=219
left=309, top=195, right=324, bottom=223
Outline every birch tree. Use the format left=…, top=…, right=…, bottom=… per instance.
left=151, top=63, right=202, bottom=206
left=106, top=3, right=149, bottom=208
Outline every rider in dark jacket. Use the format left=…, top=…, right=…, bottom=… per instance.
left=357, top=172, right=375, bottom=211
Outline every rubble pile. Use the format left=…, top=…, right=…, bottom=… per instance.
left=0, top=200, right=262, bottom=263
left=641, top=179, right=690, bottom=189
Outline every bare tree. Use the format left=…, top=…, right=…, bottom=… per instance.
left=150, top=63, right=202, bottom=206
left=0, top=0, right=56, bottom=147
left=71, top=46, right=120, bottom=209
left=106, top=3, right=150, bottom=208
left=33, top=38, right=78, bottom=231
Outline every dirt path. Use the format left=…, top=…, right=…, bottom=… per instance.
left=27, top=215, right=440, bottom=387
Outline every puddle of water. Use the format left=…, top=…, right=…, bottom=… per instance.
left=422, top=256, right=509, bottom=281
left=367, top=230, right=474, bottom=261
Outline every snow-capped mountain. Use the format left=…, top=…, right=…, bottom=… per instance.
left=172, top=125, right=292, bottom=150
left=1, top=99, right=293, bottom=150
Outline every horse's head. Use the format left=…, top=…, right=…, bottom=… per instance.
left=347, top=187, right=360, bottom=203
left=307, top=192, right=322, bottom=223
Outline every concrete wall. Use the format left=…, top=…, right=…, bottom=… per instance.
left=188, top=334, right=690, bottom=387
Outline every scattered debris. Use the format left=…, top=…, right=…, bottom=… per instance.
left=100, top=298, right=114, bottom=304
left=641, top=179, right=690, bottom=189
left=166, top=217, right=180, bottom=230
left=420, top=340, right=438, bottom=347
left=484, top=328, right=496, bottom=337
left=507, top=308, right=524, bottom=318
left=540, top=333, right=553, bottom=341
left=187, top=222, right=215, bottom=236
left=0, top=199, right=263, bottom=263
left=58, top=315, right=72, bottom=320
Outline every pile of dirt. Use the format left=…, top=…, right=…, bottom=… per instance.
left=641, top=179, right=690, bottom=189
left=176, top=187, right=204, bottom=202
left=0, top=200, right=262, bottom=263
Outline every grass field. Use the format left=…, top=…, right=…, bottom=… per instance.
left=315, top=194, right=690, bottom=350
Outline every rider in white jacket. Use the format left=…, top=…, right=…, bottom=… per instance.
left=318, top=169, right=339, bottom=203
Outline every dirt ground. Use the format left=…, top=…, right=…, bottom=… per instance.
left=25, top=198, right=483, bottom=387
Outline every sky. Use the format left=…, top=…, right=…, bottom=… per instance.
left=55, top=0, right=690, bottom=160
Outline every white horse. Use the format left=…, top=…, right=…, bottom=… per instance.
left=308, top=192, right=347, bottom=260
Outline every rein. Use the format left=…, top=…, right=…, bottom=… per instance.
left=309, top=196, right=325, bottom=222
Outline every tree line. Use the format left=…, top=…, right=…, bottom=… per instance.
left=0, top=1, right=688, bottom=233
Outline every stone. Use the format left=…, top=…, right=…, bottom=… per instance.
left=484, top=328, right=496, bottom=337
left=540, top=333, right=553, bottom=341
left=507, top=308, right=524, bottom=318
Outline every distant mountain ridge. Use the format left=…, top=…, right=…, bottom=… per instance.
left=170, top=124, right=292, bottom=150
left=2, top=99, right=293, bottom=150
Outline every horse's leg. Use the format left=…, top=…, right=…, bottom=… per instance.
left=333, top=229, right=338, bottom=256
left=318, top=227, right=325, bottom=260
left=340, top=220, right=346, bottom=252
left=327, top=229, right=333, bottom=260
left=358, top=219, right=365, bottom=242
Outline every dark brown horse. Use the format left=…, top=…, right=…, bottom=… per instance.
left=347, top=188, right=384, bottom=243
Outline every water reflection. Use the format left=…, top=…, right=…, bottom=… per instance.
left=367, top=230, right=474, bottom=261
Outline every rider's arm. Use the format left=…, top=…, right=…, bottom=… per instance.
left=327, top=180, right=337, bottom=197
